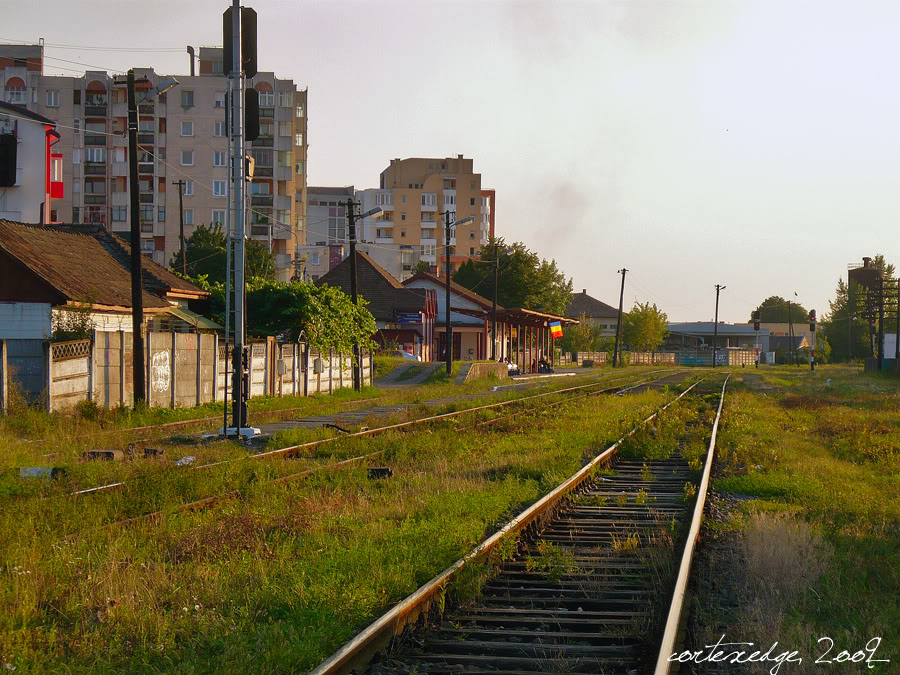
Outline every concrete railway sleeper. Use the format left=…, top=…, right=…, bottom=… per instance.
left=310, top=375, right=729, bottom=675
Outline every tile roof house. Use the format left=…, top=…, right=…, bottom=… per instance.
left=0, top=220, right=211, bottom=339
left=566, top=289, right=620, bottom=336
left=316, top=250, right=436, bottom=360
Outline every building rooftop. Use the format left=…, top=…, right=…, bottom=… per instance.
left=668, top=322, right=770, bottom=336
left=566, top=289, right=619, bottom=319
left=0, top=100, right=56, bottom=125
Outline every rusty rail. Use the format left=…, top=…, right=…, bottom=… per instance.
left=309, top=378, right=707, bottom=675
left=653, top=374, right=729, bottom=674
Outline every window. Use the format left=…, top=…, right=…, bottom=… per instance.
left=421, top=193, right=436, bottom=207
left=469, top=231, right=475, bottom=239
left=72, top=207, right=80, bottom=223
left=114, top=147, right=126, bottom=162
left=277, top=150, right=291, bottom=168
left=180, top=121, right=193, bottom=136
left=294, top=132, right=303, bottom=146
left=85, top=148, right=105, bottom=163
left=276, top=209, right=290, bottom=225
left=444, top=193, right=455, bottom=206
left=46, top=90, right=59, bottom=107
left=212, top=209, right=225, bottom=225
left=214, top=120, right=226, bottom=137
left=295, top=104, right=304, bottom=117
left=184, top=209, right=193, bottom=225
left=184, top=180, right=194, bottom=196
left=181, top=90, right=194, bottom=108
left=421, top=212, right=434, bottom=222
left=72, top=149, right=80, bottom=164
left=401, top=195, right=406, bottom=204
left=470, top=247, right=475, bottom=255
left=311, top=253, right=319, bottom=266
left=140, top=205, right=153, bottom=222
left=73, top=119, right=80, bottom=135
left=4, top=85, right=25, bottom=104
left=259, top=122, right=274, bottom=138
left=214, top=91, right=225, bottom=108
left=214, top=151, right=226, bottom=167
left=278, top=121, right=291, bottom=137
left=72, top=179, right=81, bottom=193
left=251, top=182, right=271, bottom=195
left=279, top=91, right=293, bottom=108
left=295, top=160, right=304, bottom=175
left=401, top=213, right=406, bottom=221
left=181, top=150, right=193, bottom=166
left=251, top=149, right=272, bottom=166
left=158, top=207, right=166, bottom=222
left=259, top=90, right=275, bottom=107
left=73, top=90, right=81, bottom=105
left=400, top=230, right=406, bottom=238
left=111, top=206, right=126, bottom=221
left=141, top=239, right=154, bottom=252
left=470, top=198, right=476, bottom=206
left=213, top=180, right=226, bottom=196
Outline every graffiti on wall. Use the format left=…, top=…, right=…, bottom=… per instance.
left=151, top=350, right=170, bottom=393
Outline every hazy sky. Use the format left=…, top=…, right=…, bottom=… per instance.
left=8, top=0, right=900, bottom=322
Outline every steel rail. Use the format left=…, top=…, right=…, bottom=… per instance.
left=309, top=378, right=707, bottom=675
left=653, top=374, right=729, bottom=674
left=66, top=369, right=672, bottom=498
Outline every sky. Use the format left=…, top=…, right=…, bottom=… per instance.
left=7, top=0, right=900, bottom=322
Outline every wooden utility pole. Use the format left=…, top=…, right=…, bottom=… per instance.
left=172, top=179, right=186, bottom=276
left=613, top=268, right=627, bottom=367
left=127, top=69, right=146, bottom=406
left=713, top=284, right=725, bottom=368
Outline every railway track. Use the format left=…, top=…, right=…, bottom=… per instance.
left=310, top=375, right=728, bottom=675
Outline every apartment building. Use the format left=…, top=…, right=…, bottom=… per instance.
left=356, top=155, right=493, bottom=277
left=0, top=43, right=308, bottom=281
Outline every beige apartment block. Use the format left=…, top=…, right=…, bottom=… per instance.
left=357, top=155, right=492, bottom=276
left=0, top=43, right=308, bottom=281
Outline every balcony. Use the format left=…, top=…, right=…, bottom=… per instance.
left=250, top=225, right=269, bottom=236
left=251, top=195, right=273, bottom=207
left=139, top=194, right=154, bottom=204
left=138, top=103, right=154, bottom=115
left=375, top=236, right=393, bottom=244
left=84, top=195, right=106, bottom=206
left=420, top=193, right=437, bottom=212
left=140, top=222, right=153, bottom=233
left=85, top=105, right=107, bottom=117
left=275, top=253, right=292, bottom=269
left=275, top=195, right=291, bottom=210
left=260, top=107, right=275, bottom=118
left=112, top=102, right=127, bottom=117
left=254, top=166, right=273, bottom=177
left=137, top=133, right=154, bottom=146
left=112, top=192, right=128, bottom=206
left=111, top=134, right=127, bottom=148
left=112, top=161, right=128, bottom=177
left=84, top=163, right=106, bottom=176
left=85, top=134, right=107, bottom=146
left=138, top=163, right=154, bottom=174
left=275, top=166, right=292, bottom=181
left=252, top=137, right=274, bottom=147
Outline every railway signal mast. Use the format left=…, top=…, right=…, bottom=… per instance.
left=809, top=309, right=816, bottom=371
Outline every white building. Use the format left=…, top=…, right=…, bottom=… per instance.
left=0, top=101, right=62, bottom=222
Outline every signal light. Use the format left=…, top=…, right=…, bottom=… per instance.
left=809, top=309, right=816, bottom=333
left=244, top=88, right=259, bottom=141
left=223, top=6, right=258, bottom=77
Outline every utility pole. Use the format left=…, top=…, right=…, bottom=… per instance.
left=713, top=284, right=725, bottom=368
left=895, top=280, right=899, bottom=374
left=346, top=198, right=361, bottom=391
left=787, top=300, right=795, bottom=366
left=492, top=252, right=500, bottom=361
left=228, top=0, right=247, bottom=433
left=612, top=268, right=627, bottom=367
left=444, top=210, right=453, bottom=376
left=126, top=69, right=146, bottom=407
left=172, top=179, right=186, bottom=277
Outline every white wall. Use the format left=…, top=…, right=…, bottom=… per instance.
left=0, top=113, right=47, bottom=222
left=405, top=278, right=483, bottom=326
left=0, top=302, right=52, bottom=339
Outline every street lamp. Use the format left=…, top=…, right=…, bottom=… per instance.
left=442, top=212, right=474, bottom=375
left=113, top=71, right=179, bottom=408
left=713, top=284, right=725, bottom=368
left=345, top=199, right=382, bottom=390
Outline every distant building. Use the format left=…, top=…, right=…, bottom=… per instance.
left=665, top=322, right=770, bottom=351
left=0, top=43, right=308, bottom=280
left=315, top=251, right=436, bottom=361
left=565, top=289, right=620, bottom=336
left=0, top=101, right=62, bottom=223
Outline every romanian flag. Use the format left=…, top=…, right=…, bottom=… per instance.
left=550, top=321, right=563, bottom=338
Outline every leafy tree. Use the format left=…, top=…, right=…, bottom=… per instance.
left=190, top=276, right=375, bottom=352
left=750, top=296, right=809, bottom=323
left=623, top=301, right=668, bottom=351
left=170, top=223, right=276, bottom=283
left=413, top=260, right=431, bottom=275
left=453, top=237, right=573, bottom=316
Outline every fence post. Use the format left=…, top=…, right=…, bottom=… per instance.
left=196, top=333, right=203, bottom=406
left=119, top=330, right=126, bottom=407
left=212, top=334, right=219, bottom=403
left=170, top=332, right=177, bottom=409
left=146, top=331, right=152, bottom=405
left=339, top=351, right=344, bottom=389
left=88, top=330, right=96, bottom=402
left=292, top=343, right=298, bottom=396
left=329, top=348, right=333, bottom=394
left=0, top=339, right=7, bottom=414
left=44, top=340, right=52, bottom=413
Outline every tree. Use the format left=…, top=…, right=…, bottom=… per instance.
left=623, top=301, right=668, bottom=351
left=558, top=312, right=611, bottom=354
left=170, top=223, right=276, bottom=284
left=413, top=260, right=431, bottom=275
left=453, top=237, right=573, bottom=316
left=750, top=296, right=809, bottom=323
left=190, top=276, right=376, bottom=352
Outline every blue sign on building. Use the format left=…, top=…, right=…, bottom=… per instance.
left=395, top=312, right=421, bottom=324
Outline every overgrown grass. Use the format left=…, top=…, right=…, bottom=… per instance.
left=687, top=364, right=899, bottom=673
left=0, top=386, right=682, bottom=673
